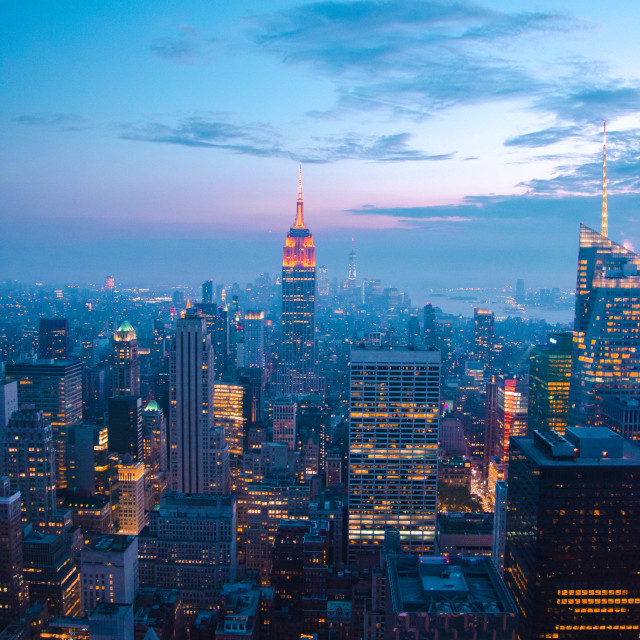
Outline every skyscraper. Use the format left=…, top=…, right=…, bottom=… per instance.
left=5, top=359, right=82, bottom=490
left=568, top=224, right=640, bottom=427
left=348, top=238, right=357, bottom=282
left=170, top=306, right=216, bottom=494
left=38, top=318, right=69, bottom=360
left=495, top=375, right=528, bottom=466
left=112, top=321, right=140, bottom=397
left=243, top=310, right=265, bottom=369
left=202, top=279, right=214, bottom=304
left=473, top=308, right=494, bottom=365
left=348, top=346, right=440, bottom=559
left=1, top=408, right=57, bottom=525
left=117, top=463, right=146, bottom=535
left=280, top=169, right=318, bottom=395
left=528, top=332, right=572, bottom=434
left=107, top=396, right=142, bottom=460
left=505, top=428, right=640, bottom=639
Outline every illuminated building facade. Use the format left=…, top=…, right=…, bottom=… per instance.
left=117, top=463, right=146, bottom=535
left=273, top=397, right=297, bottom=451
left=213, top=381, right=246, bottom=491
left=495, top=375, right=528, bottom=465
left=529, top=332, right=572, bottom=434
left=142, top=400, right=167, bottom=474
left=112, top=321, right=140, bottom=397
left=170, top=307, right=217, bottom=494
left=348, top=346, right=440, bottom=560
left=5, top=359, right=82, bottom=490
left=280, top=171, right=318, bottom=395
left=196, top=303, right=229, bottom=380
left=38, top=318, right=69, bottom=360
left=568, top=224, right=640, bottom=427
left=473, top=308, right=494, bottom=365
left=2, top=409, right=57, bottom=525
left=243, top=310, right=265, bottom=369
left=0, top=477, right=28, bottom=621
left=505, top=428, right=640, bottom=639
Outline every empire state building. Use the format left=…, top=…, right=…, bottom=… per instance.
left=279, top=170, right=320, bottom=395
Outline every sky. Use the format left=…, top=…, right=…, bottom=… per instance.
left=3, top=1, right=640, bottom=303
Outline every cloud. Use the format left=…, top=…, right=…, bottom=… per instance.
left=149, top=25, right=215, bottom=63
left=120, top=116, right=452, bottom=163
left=505, top=126, right=580, bottom=148
left=15, top=114, right=87, bottom=131
left=249, top=0, right=578, bottom=116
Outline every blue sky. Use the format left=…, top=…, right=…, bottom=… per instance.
left=2, top=1, right=640, bottom=300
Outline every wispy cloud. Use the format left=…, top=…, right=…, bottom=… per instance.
left=15, top=114, right=87, bottom=131
left=505, top=126, right=580, bottom=148
left=149, top=25, right=216, bottom=63
left=120, top=116, right=452, bottom=163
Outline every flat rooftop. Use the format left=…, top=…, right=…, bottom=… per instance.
left=387, top=555, right=516, bottom=616
left=87, top=534, right=136, bottom=553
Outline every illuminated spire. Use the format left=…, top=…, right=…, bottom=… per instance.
left=293, top=164, right=306, bottom=229
left=186, top=299, right=191, bottom=309
left=602, top=120, right=608, bottom=238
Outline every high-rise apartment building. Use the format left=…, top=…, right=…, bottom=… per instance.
left=505, top=428, right=640, bottom=639
left=170, top=307, right=218, bottom=494
left=280, top=171, right=318, bottom=395
left=5, top=359, right=82, bottom=490
left=117, top=463, right=146, bottom=535
left=568, top=224, right=640, bottom=427
left=243, top=311, right=265, bottom=370
left=1, top=409, right=57, bottom=525
left=348, top=346, right=440, bottom=560
left=529, top=333, right=572, bottom=434
left=0, top=477, right=28, bottom=621
left=38, top=318, right=69, bottom=360
left=111, top=321, right=140, bottom=397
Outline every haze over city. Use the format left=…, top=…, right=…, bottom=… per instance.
left=3, top=1, right=640, bottom=301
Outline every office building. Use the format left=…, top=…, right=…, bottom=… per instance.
left=170, top=306, right=217, bottom=494
left=111, top=321, right=140, bottom=397
left=1, top=408, right=57, bottom=525
left=0, top=477, right=28, bottom=621
left=5, top=359, right=82, bottom=490
left=80, top=534, right=138, bottom=615
left=280, top=170, right=318, bottom=395
left=107, top=396, right=142, bottom=460
left=202, top=279, right=214, bottom=304
left=603, top=395, right=640, bottom=441
left=505, top=428, right=640, bottom=639
left=348, top=346, right=440, bottom=560
left=273, top=398, right=297, bottom=451
left=118, top=463, right=146, bottom=535
left=495, top=375, right=528, bottom=465
left=0, top=380, right=18, bottom=430
left=142, top=399, right=168, bottom=474
left=138, top=492, right=236, bottom=625
left=243, top=310, right=265, bottom=370
left=568, top=224, right=640, bottom=427
left=492, top=481, right=507, bottom=576
left=67, top=423, right=109, bottom=495
left=213, top=381, right=246, bottom=490
left=38, top=318, right=69, bottom=360
left=386, top=555, right=517, bottom=639
left=195, top=303, right=228, bottom=380
left=23, top=526, right=81, bottom=617
left=61, top=495, right=112, bottom=543
left=473, top=308, right=494, bottom=365
left=529, top=332, right=572, bottom=434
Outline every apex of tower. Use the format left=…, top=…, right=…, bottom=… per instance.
left=602, top=120, right=608, bottom=238
left=293, top=165, right=306, bottom=229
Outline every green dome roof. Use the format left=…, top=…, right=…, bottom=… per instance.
left=117, top=320, right=135, bottom=332
left=144, top=400, right=160, bottom=412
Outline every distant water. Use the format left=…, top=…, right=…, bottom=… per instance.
left=426, top=297, right=574, bottom=326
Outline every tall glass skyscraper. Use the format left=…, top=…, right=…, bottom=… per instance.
left=348, top=346, right=440, bottom=560
left=568, top=224, right=640, bottom=427
left=280, top=170, right=318, bottom=395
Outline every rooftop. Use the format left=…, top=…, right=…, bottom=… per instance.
left=387, top=555, right=516, bottom=616
left=87, top=534, right=136, bottom=553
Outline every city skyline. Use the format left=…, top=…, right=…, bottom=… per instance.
left=3, top=1, right=640, bottom=298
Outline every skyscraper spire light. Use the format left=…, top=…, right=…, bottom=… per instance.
left=293, top=164, right=305, bottom=229
left=602, top=119, right=608, bottom=238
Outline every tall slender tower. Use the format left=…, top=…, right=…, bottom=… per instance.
left=602, top=120, right=608, bottom=238
left=348, top=238, right=357, bottom=282
left=280, top=168, right=317, bottom=394
left=112, top=321, right=140, bottom=397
